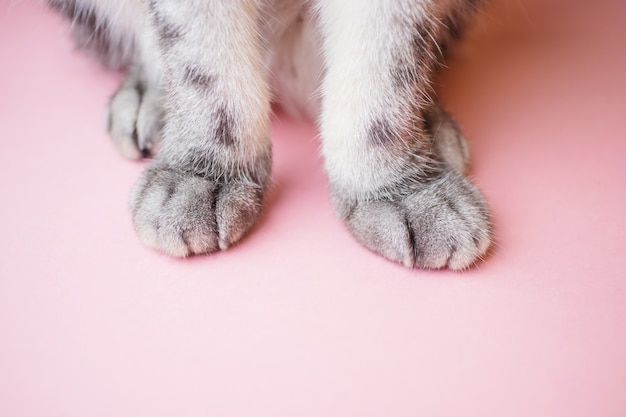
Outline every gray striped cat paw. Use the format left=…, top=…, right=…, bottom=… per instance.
left=129, top=164, right=264, bottom=257
left=340, top=171, right=492, bottom=270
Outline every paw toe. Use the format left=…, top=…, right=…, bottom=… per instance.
left=405, top=173, right=491, bottom=270
left=215, top=181, right=263, bottom=250
left=130, top=168, right=218, bottom=256
left=346, top=201, right=414, bottom=267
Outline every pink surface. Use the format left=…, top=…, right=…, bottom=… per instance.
left=1, top=0, right=625, bottom=416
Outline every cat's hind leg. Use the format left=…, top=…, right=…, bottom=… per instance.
left=48, top=0, right=164, bottom=159
left=48, top=0, right=139, bottom=70
left=106, top=26, right=164, bottom=159
left=425, top=103, right=470, bottom=176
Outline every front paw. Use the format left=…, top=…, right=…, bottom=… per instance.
left=129, top=164, right=264, bottom=257
left=338, top=171, right=492, bottom=270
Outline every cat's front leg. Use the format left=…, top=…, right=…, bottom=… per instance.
left=130, top=0, right=272, bottom=256
left=317, top=0, right=492, bottom=270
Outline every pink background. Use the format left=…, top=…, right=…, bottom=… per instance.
left=1, top=0, right=625, bottom=416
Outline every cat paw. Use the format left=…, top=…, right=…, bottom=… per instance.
left=424, top=103, right=469, bottom=175
left=339, top=171, right=491, bottom=270
left=105, top=71, right=163, bottom=159
left=129, top=164, right=264, bottom=256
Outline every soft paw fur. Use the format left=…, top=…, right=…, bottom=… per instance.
left=130, top=163, right=265, bottom=256
left=106, top=70, right=163, bottom=159
left=341, top=170, right=491, bottom=270
left=332, top=109, right=491, bottom=270
left=425, top=104, right=469, bottom=176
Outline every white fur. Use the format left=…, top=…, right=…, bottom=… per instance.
left=317, top=0, right=436, bottom=197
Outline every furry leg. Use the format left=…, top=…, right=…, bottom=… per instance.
left=130, top=0, right=273, bottom=256
left=316, top=0, right=491, bottom=269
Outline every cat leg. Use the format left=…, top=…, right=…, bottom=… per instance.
left=48, top=0, right=139, bottom=70
left=316, top=0, right=491, bottom=270
left=424, top=103, right=470, bottom=176
left=130, top=0, right=272, bottom=256
left=48, top=0, right=164, bottom=159
left=106, top=16, right=164, bottom=159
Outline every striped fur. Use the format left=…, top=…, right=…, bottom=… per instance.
left=50, top=0, right=492, bottom=270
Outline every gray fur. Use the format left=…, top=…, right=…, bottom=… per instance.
left=425, top=104, right=469, bottom=176
left=48, top=0, right=140, bottom=70
left=341, top=171, right=491, bottom=270
left=130, top=163, right=266, bottom=256
left=106, top=67, right=163, bottom=158
left=50, top=0, right=492, bottom=269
